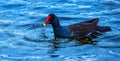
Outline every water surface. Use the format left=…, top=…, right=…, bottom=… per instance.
left=0, top=0, right=120, bottom=61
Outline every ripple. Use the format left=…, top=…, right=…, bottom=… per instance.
left=59, top=17, right=83, bottom=20
left=111, top=20, right=120, bottom=24
left=5, top=0, right=28, bottom=4
left=0, top=20, right=15, bottom=24
left=49, top=5, right=62, bottom=9
left=78, top=5, right=92, bottom=8
left=80, top=8, right=120, bottom=16
left=0, top=41, right=16, bottom=48
left=63, top=3, right=77, bottom=6
left=0, top=54, right=42, bottom=60
left=100, top=0, right=120, bottom=6
left=70, top=0, right=100, bottom=3
left=1, top=4, right=25, bottom=9
left=0, top=20, right=14, bottom=27
left=97, top=41, right=120, bottom=48
left=33, top=6, right=48, bottom=10
left=0, top=0, right=28, bottom=9
left=15, top=22, right=41, bottom=30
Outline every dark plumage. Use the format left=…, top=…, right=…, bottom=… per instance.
left=42, top=14, right=111, bottom=38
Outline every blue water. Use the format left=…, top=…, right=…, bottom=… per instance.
left=0, top=0, right=120, bottom=61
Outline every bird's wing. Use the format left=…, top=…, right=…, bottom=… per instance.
left=67, top=19, right=98, bottom=36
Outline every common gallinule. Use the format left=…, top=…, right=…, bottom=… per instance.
left=42, top=14, right=111, bottom=38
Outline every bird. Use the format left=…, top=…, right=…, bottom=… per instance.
left=42, top=14, right=111, bottom=38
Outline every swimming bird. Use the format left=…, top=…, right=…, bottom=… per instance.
left=42, top=14, right=111, bottom=38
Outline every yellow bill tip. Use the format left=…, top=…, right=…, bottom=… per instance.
left=40, top=23, right=47, bottom=28
left=43, top=23, right=47, bottom=26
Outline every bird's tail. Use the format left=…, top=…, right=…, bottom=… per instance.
left=95, top=26, right=111, bottom=32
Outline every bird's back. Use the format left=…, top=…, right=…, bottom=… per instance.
left=67, top=18, right=99, bottom=37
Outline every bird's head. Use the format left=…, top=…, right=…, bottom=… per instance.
left=42, top=14, right=56, bottom=27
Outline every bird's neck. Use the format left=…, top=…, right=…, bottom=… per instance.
left=51, top=18, right=61, bottom=29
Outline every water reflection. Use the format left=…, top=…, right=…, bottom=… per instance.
left=53, top=31, right=102, bottom=45
left=23, top=31, right=102, bottom=57
left=41, top=31, right=102, bottom=57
